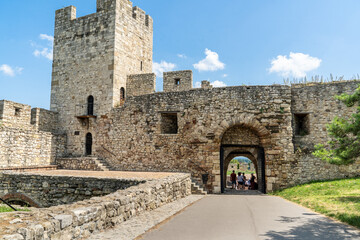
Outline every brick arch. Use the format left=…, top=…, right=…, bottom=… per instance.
left=2, top=193, right=41, bottom=208
left=214, top=114, right=271, bottom=145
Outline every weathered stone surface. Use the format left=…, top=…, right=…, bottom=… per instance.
left=0, top=172, right=143, bottom=207
left=0, top=0, right=359, bottom=196
left=54, top=215, right=73, bottom=229
left=0, top=173, right=191, bottom=240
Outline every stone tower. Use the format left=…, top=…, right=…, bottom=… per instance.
left=50, top=0, right=153, bottom=155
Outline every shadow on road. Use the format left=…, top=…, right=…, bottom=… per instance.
left=262, top=215, right=360, bottom=240
left=222, top=188, right=263, bottom=195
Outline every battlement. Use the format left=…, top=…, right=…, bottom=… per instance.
left=163, top=70, right=193, bottom=93
left=127, top=73, right=156, bottom=97
left=0, top=100, right=58, bottom=132
left=55, top=0, right=152, bottom=32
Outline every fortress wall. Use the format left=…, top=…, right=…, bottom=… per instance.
left=291, top=81, right=359, bottom=150
left=0, top=173, right=190, bottom=239
left=31, top=108, right=59, bottom=132
left=0, top=100, right=32, bottom=129
left=0, top=172, right=143, bottom=207
left=96, top=86, right=295, bottom=192
left=287, top=81, right=360, bottom=185
left=0, top=127, right=66, bottom=168
left=126, top=73, right=156, bottom=97
left=0, top=100, right=66, bottom=168
left=163, top=70, right=193, bottom=92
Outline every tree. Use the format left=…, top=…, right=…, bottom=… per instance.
left=313, top=85, right=360, bottom=165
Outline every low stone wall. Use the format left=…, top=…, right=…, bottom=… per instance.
left=56, top=158, right=103, bottom=171
left=0, top=173, right=191, bottom=240
left=0, top=172, right=143, bottom=208
left=0, top=165, right=57, bottom=172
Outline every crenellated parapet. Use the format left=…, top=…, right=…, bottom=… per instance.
left=126, top=73, right=156, bottom=97
left=163, top=70, right=193, bottom=93
left=0, top=100, right=59, bottom=132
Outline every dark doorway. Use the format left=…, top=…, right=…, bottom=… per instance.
left=86, top=133, right=93, bottom=156
left=220, top=144, right=266, bottom=194
left=120, top=88, right=125, bottom=101
left=87, top=95, right=94, bottom=116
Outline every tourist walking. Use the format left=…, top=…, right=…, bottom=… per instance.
left=230, top=170, right=237, bottom=189
left=250, top=173, right=256, bottom=190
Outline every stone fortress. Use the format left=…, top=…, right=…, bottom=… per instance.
left=1, top=0, right=360, bottom=194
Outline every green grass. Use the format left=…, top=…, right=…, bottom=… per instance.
left=272, top=178, right=360, bottom=229
left=0, top=205, right=16, bottom=213
left=0, top=204, right=30, bottom=213
left=227, top=170, right=255, bottom=176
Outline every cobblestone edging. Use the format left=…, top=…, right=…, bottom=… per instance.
left=0, top=173, right=191, bottom=240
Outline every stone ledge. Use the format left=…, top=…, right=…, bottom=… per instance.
left=0, top=165, right=57, bottom=172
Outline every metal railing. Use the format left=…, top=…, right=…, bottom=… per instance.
left=0, top=198, right=17, bottom=211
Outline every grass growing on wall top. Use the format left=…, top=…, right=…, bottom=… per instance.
left=0, top=204, right=30, bottom=213
left=0, top=205, right=15, bottom=213
left=272, top=178, right=360, bottom=229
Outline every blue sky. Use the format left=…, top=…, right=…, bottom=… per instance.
left=1, top=0, right=360, bottom=109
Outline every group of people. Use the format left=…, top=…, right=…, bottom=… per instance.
left=230, top=171, right=258, bottom=190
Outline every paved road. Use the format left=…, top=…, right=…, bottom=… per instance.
left=140, top=194, right=360, bottom=240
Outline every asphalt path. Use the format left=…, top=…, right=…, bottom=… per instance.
left=140, top=193, right=360, bottom=240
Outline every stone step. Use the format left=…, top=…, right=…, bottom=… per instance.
left=191, top=182, right=207, bottom=195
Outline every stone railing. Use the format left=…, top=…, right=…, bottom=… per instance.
left=0, top=173, right=191, bottom=240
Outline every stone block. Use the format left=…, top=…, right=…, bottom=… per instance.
left=54, top=215, right=73, bottom=229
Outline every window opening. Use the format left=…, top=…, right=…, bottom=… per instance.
left=161, top=113, right=178, bottom=134
left=140, top=61, right=143, bottom=71
left=294, top=113, right=310, bottom=136
left=87, top=96, right=94, bottom=116
left=175, top=78, right=181, bottom=86
left=14, top=108, right=21, bottom=116
left=120, top=88, right=125, bottom=101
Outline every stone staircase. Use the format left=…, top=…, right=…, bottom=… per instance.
left=95, top=158, right=116, bottom=171
left=56, top=157, right=115, bottom=172
left=191, top=178, right=207, bottom=195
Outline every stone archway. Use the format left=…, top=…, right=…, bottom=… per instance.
left=219, top=123, right=268, bottom=193
left=2, top=193, right=41, bottom=208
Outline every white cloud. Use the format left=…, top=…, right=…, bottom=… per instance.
left=177, top=54, right=187, bottom=59
left=212, top=80, right=227, bottom=87
left=33, top=34, right=54, bottom=60
left=269, top=52, right=321, bottom=78
left=222, top=74, right=228, bottom=78
left=34, top=48, right=53, bottom=60
left=194, top=80, right=227, bottom=88
left=153, top=61, right=176, bottom=77
left=40, top=34, right=54, bottom=43
left=193, top=49, right=225, bottom=72
left=0, top=64, right=23, bottom=77
left=194, top=82, right=202, bottom=88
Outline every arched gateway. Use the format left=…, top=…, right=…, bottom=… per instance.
left=217, top=118, right=271, bottom=194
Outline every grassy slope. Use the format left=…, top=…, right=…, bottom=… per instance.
left=272, top=178, right=360, bottom=229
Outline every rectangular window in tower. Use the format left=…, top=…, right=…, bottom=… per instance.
left=161, top=113, right=178, bottom=134
left=294, top=113, right=310, bottom=136
left=175, top=78, right=180, bottom=86
left=14, top=108, right=21, bottom=116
